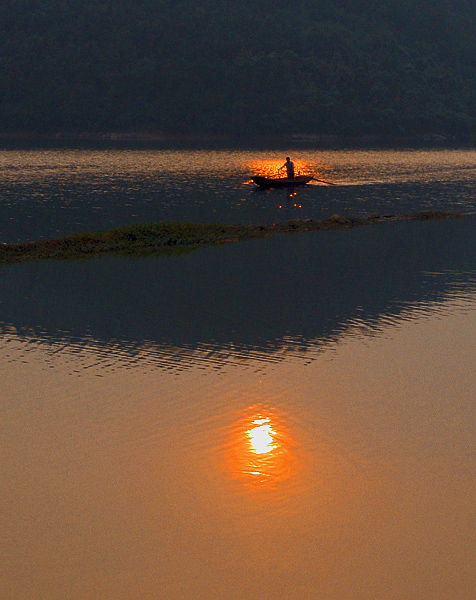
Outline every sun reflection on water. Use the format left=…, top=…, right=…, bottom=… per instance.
left=248, top=417, right=277, bottom=454
left=248, top=159, right=311, bottom=179
left=226, top=406, right=297, bottom=488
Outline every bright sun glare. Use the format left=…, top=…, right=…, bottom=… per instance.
left=248, top=417, right=277, bottom=454
left=227, top=407, right=295, bottom=486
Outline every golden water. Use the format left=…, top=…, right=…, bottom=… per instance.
left=1, top=292, right=475, bottom=599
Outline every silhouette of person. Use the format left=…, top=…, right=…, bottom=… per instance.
left=280, top=157, right=295, bottom=178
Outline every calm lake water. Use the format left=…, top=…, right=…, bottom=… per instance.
left=1, top=144, right=476, bottom=599
left=2, top=144, right=476, bottom=242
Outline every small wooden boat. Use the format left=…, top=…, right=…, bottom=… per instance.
left=251, top=175, right=313, bottom=189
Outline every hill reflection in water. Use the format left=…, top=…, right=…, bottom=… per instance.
left=1, top=216, right=476, bottom=371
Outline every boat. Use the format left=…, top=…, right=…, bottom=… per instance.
left=251, top=175, right=313, bottom=189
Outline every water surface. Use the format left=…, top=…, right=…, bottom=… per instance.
left=1, top=145, right=476, bottom=242
left=1, top=145, right=476, bottom=599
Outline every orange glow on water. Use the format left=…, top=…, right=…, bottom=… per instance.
left=248, top=159, right=310, bottom=179
left=248, top=417, right=276, bottom=454
left=226, top=406, right=297, bottom=487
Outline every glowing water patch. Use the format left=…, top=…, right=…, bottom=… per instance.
left=223, top=407, right=299, bottom=488
left=248, top=417, right=277, bottom=454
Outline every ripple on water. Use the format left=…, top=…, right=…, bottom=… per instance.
left=2, top=272, right=476, bottom=376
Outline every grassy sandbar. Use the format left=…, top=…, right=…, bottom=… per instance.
left=0, top=210, right=464, bottom=264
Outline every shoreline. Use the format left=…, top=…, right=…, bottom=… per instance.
left=0, top=211, right=464, bottom=265
left=0, top=131, right=473, bottom=146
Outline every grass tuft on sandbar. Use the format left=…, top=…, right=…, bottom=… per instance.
left=0, top=210, right=465, bottom=264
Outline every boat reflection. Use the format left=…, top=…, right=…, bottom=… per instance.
left=278, top=194, right=303, bottom=214
left=226, top=406, right=298, bottom=488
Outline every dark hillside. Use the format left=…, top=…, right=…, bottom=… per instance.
left=1, top=0, right=476, bottom=137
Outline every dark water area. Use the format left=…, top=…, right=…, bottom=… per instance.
left=1, top=216, right=476, bottom=370
left=2, top=144, right=476, bottom=365
left=2, top=141, right=476, bottom=362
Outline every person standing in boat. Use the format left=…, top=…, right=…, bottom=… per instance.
left=279, top=157, right=295, bottom=179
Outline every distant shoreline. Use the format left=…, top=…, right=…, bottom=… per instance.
left=0, top=131, right=474, bottom=146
